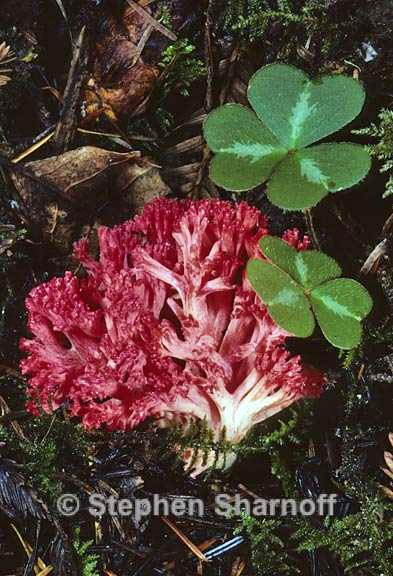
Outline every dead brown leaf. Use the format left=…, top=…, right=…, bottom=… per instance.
left=10, top=146, right=169, bottom=251
left=12, top=146, right=140, bottom=202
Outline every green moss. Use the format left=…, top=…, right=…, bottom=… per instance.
left=222, top=0, right=319, bottom=41
left=293, top=496, right=393, bottom=575
left=355, top=108, right=393, bottom=198
left=237, top=516, right=297, bottom=575
left=165, top=418, right=233, bottom=473
left=216, top=0, right=385, bottom=73
left=24, top=436, right=62, bottom=500
left=73, top=527, right=99, bottom=576
left=0, top=397, right=93, bottom=503
left=159, top=39, right=206, bottom=98
left=239, top=495, right=393, bottom=575
left=156, top=2, right=172, bottom=29
left=165, top=403, right=314, bottom=492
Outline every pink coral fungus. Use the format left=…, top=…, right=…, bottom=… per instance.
left=21, top=198, right=324, bottom=447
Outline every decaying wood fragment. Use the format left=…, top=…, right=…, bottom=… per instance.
left=84, top=2, right=166, bottom=121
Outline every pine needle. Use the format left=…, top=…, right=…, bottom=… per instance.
left=11, top=523, right=51, bottom=574
left=161, top=517, right=208, bottom=562
left=53, top=0, right=68, bottom=23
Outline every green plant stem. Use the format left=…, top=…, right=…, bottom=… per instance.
left=304, top=208, right=321, bottom=250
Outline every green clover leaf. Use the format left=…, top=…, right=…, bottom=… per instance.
left=247, top=258, right=315, bottom=338
left=247, top=236, right=373, bottom=349
left=204, top=64, right=371, bottom=210
left=310, top=279, right=373, bottom=349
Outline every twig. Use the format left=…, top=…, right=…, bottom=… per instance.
left=191, top=0, right=216, bottom=199
left=204, top=0, right=215, bottom=111
left=36, top=567, right=54, bottom=576
left=361, top=209, right=393, bottom=276
left=53, top=472, right=95, bottom=494
left=53, top=0, right=73, bottom=45
left=23, top=521, right=41, bottom=576
left=11, top=523, right=50, bottom=575
left=12, top=131, right=55, bottom=164
left=382, top=212, right=393, bottom=236
left=53, top=0, right=68, bottom=24
left=161, top=517, right=208, bottom=562
left=39, top=413, right=56, bottom=444
left=231, top=557, right=246, bottom=576
left=132, top=23, right=154, bottom=66
left=48, top=204, right=59, bottom=235
left=0, top=395, right=28, bottom=442
left=360, top=238, right=388, bottom=276
left=125, top=0, right=177, bottom=41
left=53, top=27, right=89, bottom=153
left=219, top=42, right=241, bottom=104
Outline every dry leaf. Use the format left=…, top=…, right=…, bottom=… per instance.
left=10, top=146, right=169, bottom=251
left=117, top=161, right=170, bottom=213
left=12, top=146, right=140, bottom=202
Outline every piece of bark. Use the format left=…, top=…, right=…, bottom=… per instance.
left=84, top=4, right=160, bottom=121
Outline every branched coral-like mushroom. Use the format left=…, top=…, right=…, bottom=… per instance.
left=21, top=199, right=325, bottom=473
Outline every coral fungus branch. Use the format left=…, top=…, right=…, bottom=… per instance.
left=21, top=198, right=325, bottom=470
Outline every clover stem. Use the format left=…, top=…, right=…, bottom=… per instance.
left=304, top=208, right=321, bottom=250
